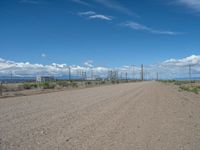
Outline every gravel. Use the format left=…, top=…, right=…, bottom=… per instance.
left=0, top=81, right=200, bottom=150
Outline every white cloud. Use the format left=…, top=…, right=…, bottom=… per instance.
left=89, top=14, right=112, bottom=20
left=123, top=22, right=149, bottom=30
left=0, top=55, right=200, bottom=79
left=163, top=55, right=200, bottom=66
left=78, top=11, right=112, bottom=21
left=174, top=0, right=200, bottom=12
left=145, top=55, right=200, bottom=79
left=84, top=60, right=93, bottom=68
left=0, top=58, right=108, bottom=77
left=0, top=58, right=140, bottom=78
left=78, top=11, right=96, bottom=16
left=122, top=21, right=179, bottom=35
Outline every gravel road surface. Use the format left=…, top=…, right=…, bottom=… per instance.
left=0, top=81, right=200, bottom=150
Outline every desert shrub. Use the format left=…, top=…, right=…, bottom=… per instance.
left=86, top=81, right=92, bottom=86
left=40, top=82, right=56, bottom=89
left=70, top=82, right=78, bottom=88
left=191, top=88, right=199, bottom=94
left=1, top=85, right=10, bottom=91
left=160, top=80, right=176, bottom=84
left=180, top=85, right=199, bottom=94
left=17, top=85, right=25, bottom=90
left=57, top=81, right=69, bottom=87
left=23, top=83, right=38, bottom=89
left=160, top=80, right=195, bottom=85
left=100, top=81, right=106, bottom=84
left=175, top=80, right=196, bottom=85
left=111, top=80, right=115, bottom=84
left=23, top=83, right=32, bottom=89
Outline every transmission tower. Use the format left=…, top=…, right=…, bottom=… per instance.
left=68, top=66, right=71, bottom=80
left=157, top=72, right=159, bottom=81
left=141, top=64, right=144, bottom=81
left=132, top=65, right=135, bottom=80
left=189, top=64, right=192, bottom=80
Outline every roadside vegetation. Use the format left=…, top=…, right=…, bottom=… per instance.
left=20, top=80, right=132, bottom=90
left=159, top=80, right=200, bottom=94
left=0, top=80, right=138, bottom=97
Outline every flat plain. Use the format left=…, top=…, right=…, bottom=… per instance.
left=0, top=81, right=200, bottom=150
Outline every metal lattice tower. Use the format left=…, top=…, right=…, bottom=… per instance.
left=141, top=64, right=144, bottom=81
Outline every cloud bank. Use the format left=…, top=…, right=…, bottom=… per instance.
left=0, top=58, right=109, bottom=77
left=0, top=55, right=200, bottom=79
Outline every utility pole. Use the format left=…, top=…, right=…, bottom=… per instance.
left=132, top=65, right=135, bottom=80
left=0, top=82, right=2, bottom=96
left=146, top=71, right=148, bottom=80
left=10, top=71, right=13, bottom=82
left=81, top=70, right=84, bottom=80
left=157, top=72, right=159, bottom=81
left=91, top=68, right=93, bottom=80
left=189, top=64, right=191, bottom=81
left=120, top=72, right=122, bottom=80
left=116, top=70, right=119, bottom=80
left=85, top=71, right=87, bottom=80
left=68, top=66, right=71, bottom=80
left=141, top=64, right=144, bottom=81
left=125, top=72, right=128, bottom=81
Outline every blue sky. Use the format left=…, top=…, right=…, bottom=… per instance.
left=0, top=0, right=200, bottom=68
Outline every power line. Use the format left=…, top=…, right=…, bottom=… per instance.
left=157, top=72, right=159, bottom=81
left=10, top=71, right=13, bottom=82
left=189, top=64, right=191, bottom=80
left=132, top=65, right=135, bottom=80
left=141, top=64, right=144, bottom=81
left=68, top=66, right=71, bottom=80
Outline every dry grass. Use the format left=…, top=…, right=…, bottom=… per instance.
left=160, top=80, right=200, bottom=94
left=0, top=80, right=138, bottom=98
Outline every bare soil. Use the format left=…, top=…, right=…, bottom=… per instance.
left=0, top=81, right=200, bottom=150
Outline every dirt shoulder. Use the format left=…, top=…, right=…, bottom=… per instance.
left=0, top=81, right=200, bottom=150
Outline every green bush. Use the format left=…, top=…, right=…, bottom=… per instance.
left=23, top=83, right=38, bottom=89
left=40, top=82, right=56, bottom=89
left=180, top=85, right=199, bottom=94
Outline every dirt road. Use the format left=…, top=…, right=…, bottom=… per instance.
left=0, top=81, right=200, bottom=150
